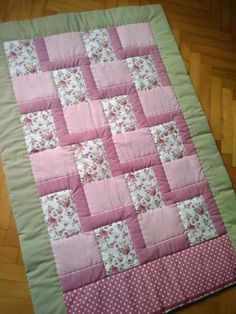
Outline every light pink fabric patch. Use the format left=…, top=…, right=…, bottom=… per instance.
left=12, top=72, right=58, bottom=103
left=138, top=86, right=179, bottom=117
left=63, top=100, right=106, bottom=133
left=138, top=205, right=184, bottom=247
left=30, top=147, right=77, bottom=183
left=90, top=60, right=132, bottom=89
left=44, top=32, right=86, bottom=61
left=116, top=23, right=155, bottom=48
left=84, top=175, right=132, bottom=215
left=52, top=232, right=102, bottom=276
left=113, top=128, right=157, bottom=163
left=163, top=154, right=205, bottom=190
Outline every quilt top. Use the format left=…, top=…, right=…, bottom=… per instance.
left=1, top=5, right=236, bottom=314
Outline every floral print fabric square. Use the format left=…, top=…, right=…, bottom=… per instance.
left=72, top=139, right=112, bottom=184
left=102, top=95, right=137, bottom=135
left=40, top=190, right=81, bottom=241
left=177, top=196, right=217, bottom=245
left=53, top=67, right=88, bottom=106
left=4, top=39, right=40, bottom=77
left=95, top=220, right=139, bottom=275
left=81, top=28, right=116, bottom=63
left=126, top=55, right=160, bottom=91
left=150, top=121, right=186, bottom=163
left=125, top=168, right=163, bottom=214
left=20, top=110, right=59, bottom=154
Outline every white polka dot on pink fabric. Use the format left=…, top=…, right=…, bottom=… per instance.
left=63, top=234, right=236, bottom=313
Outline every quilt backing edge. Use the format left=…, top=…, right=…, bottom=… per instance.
left=0, top=4, right=235, bottom=314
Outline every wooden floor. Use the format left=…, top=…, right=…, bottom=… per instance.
left=0, top=0, right=236, bottom=313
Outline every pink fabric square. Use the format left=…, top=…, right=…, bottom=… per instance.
left=138, top=205, right=184, bottom=246
left=63, top=100, right=106, bottom=133
left=138, top=86, right=179, bottom=117
left=163, top=154, right=205, bottom=190
left=44, top=32, right=86, bottom=61
left=116, top=23, right=155, bottom=48
left=12, top=72, right=58, bottom=103
left=84, top=175, right=132, bottom=215
left=51, top=233, right=102, bottom=276
left=113, top=128, right=157, bottom=163
left=30, top=147, right=77, bottom=183
left=90, top=60, right=132, bottom=89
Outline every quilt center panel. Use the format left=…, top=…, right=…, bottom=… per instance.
left=4, top=22, right=226, bottom=292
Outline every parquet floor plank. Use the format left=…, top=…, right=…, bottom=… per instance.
left=200, top=63, right=211, bottom=120
left=221, top=88, right=233, bottom=154
left=210, top=76, right=222, bottom=140
left=189, top=51, right=201, bottom=95
left=0, top=0, right=9, bottom=22
left=30, top=0, right=47, bottom=18
left=220, top=0, right=231, bottom=33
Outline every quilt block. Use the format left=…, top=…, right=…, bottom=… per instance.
left=0, top=5, right=236, bottom=314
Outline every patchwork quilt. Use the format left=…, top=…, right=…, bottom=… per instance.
left=0, top=5, right=236, bottom=314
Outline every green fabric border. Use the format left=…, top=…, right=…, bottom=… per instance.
left=0, top=5, right=235, bottom=314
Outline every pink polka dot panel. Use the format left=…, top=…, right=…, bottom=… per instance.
left=63, top=235, right=236, bottom=313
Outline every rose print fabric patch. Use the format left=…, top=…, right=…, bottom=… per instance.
left=4, top=39, right=40, bottom=77
left=177, top=196, right=217, bottom=245
left=21, top=110, right=59, bottom=154
left=40, top=190, right=81, bottom=241
left=81, top=28, right=116, bottom=63
left=127, top=55, right=160, bottom=91
left=125, top=168, right=164, bottom=214
left=95, top=220, right=139, bottom=275
left=72, top=139, right=112, bottom=184
left=150, top=121, right=186, bottom=162
left=102, top=95, right=137, bottom=135
left=53, top=67, right=88, bottom=106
